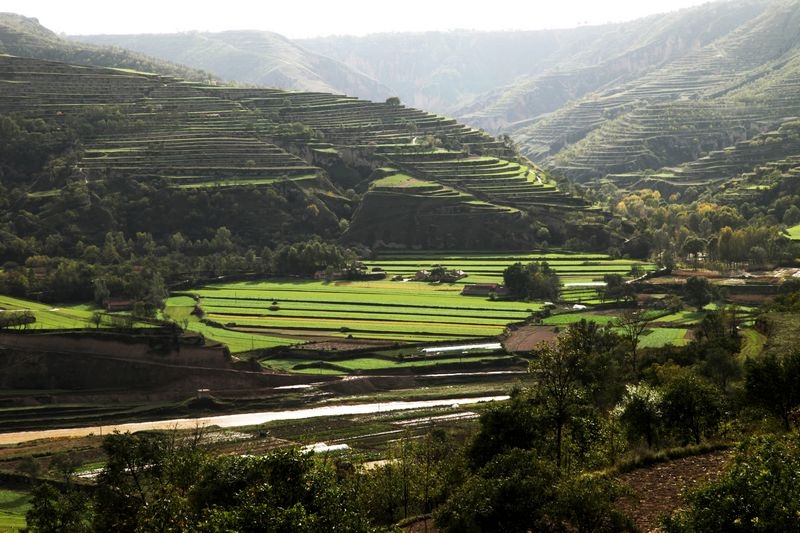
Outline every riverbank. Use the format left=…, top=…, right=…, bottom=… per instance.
left=0, top=395, right=508, bottom=445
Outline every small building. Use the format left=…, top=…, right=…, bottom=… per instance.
left=461, top=283, right=508, bottom=297
left=104, top=298, right=133, bottom=312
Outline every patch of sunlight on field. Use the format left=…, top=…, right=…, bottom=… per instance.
left=185, top=320, right=295, bottom=353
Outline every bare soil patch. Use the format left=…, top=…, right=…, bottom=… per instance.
left=616, top=450, right=733, bottom=532
left=503, top=325, right=558, bottom=352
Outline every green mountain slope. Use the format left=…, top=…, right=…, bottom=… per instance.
left=72, top=30, right=393, bottom=102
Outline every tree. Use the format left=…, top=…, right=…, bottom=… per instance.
left=691, top=309, right=742, bottom=389
left=68, top=431, right=375, bottom=532
left=530, top=341, right=587, bottom=468
left=502, top=261, right=560, bottom=301
left=16, top=456, right=41, bottom=485
left=359, top=429, right=461, bottom=525
left=502, top=262, right=531, bottom=298
left=436, top=450, right=561, bottom=533
left=616, top=383, right=662, bottom=449
left=92, top=277, right=110, bottom=307
left=467, top=389, right=545, bottom=468
left=616, top=311, right=649, bottom=376
left=559, top=319, right=625, bottom=410
left=385, top=96, right=401, bottom=106
left=683, top=276, right=714, bottom=310
left=0, top=310, right=35, bottom=330
left=559, top=319, right=620, bottom=361
left=681, top=236, right=706, bottom=270
left=88, top=311, right=104, bottom=329
left=26, top=483, right=92, bottom=533
left=601, top=273, right=635, bottom=302
left=745, top=351, right=800, bottom=431
left=50, top=452, right=81, bottom=486
left=660, top=374, right=723, bottom=445
left=435, top=449, right=634, bottom=533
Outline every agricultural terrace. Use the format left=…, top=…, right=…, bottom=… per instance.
left=0, top=295, right=155, bottom=331
left=0, top=295, right=97, bottom=330
left=177, top=252, right=655, bottom=351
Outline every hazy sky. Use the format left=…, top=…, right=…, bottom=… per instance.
left=4, top=0, right=718, bottom=38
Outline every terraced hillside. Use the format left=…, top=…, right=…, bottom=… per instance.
left=300, top=0, right=767, bottom=118
left=0, top=54, right=606, bottom=251
left=609, top=120, right=800, bottom=196
left=513, top=0, right=800, bottom=189
left=46, top=0, right=800, bottom=200
left=456, top=0, right=769, bottom=133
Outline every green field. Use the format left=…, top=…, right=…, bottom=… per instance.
left=0, top=489, right=30, bottom=532
left=171, top=252, right=652, bottom=350
left=2, top=252, right=655, bottom=355
left=636, top=327, right=690, bottom=348
left=786, top=223, right=800, bottom=240
left=0, top=295, right=153, bottom=331
left=0, top=295, right=94, bottom=329
left=191, top=279, right=535, bottom=344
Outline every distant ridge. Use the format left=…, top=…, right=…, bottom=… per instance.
left=0, top=12, right=214, bottom=82
left=72, top=30, right=393, bottom=102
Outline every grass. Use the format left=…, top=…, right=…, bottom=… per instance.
left=786, top=223, right=800, bottom=240
left=0, top=489, right=31, bottom=531
left=542, top=312, right=618, bottom=326
left=3, top=252, right=657, bottom=353
left=175, top=251, right=654, bottom=348
left=739, top=328, right=767, bottom=359
left=0, top=295, right=94, bottom=329
left=192, top=279, right=533, bottom=343
left=371, top=172, right=439, bottom=189
left=188, top=321, right=295, bottom=352
left=636, top=327, right=690, bottom=348
left=0, top=295, right=156, bottom=330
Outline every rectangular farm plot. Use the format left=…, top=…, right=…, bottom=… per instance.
left=191, top=252, right=654, bottom=345
left=194, top=279, right=538, bottom=342
left=636, top=327, right=691, bottom=348
left=0, top=295, right=94, bottom=329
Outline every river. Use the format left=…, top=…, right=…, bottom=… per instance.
left=0, top=396, right=509, bottom=445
